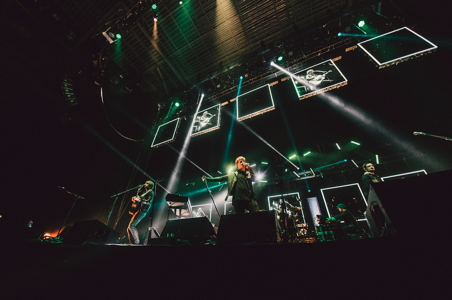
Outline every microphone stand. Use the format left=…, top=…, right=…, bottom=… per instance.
left=203, top=180, right=221, bottom=219
left=57, top=188, right=85, bottom=237
left=275, top=180, right=290, bottom=243
left=416, top=132, right=452, bottom=141
left=107, top=184, right=143, bottom=226
left=144, top=179, right=159, bottom=245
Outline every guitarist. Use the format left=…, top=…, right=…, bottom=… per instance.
left=128, top=180, right=155, bottom=244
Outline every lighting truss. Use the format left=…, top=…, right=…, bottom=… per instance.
left=357, top=27, right=438, bottom=69
left=151, top=118, right=181, bottom=148
left=267, top=192, right=305, bottom=224
left=236, top=84, right=275, bottom=121
left=320, top=183, right=367, bottom=220
left=290, top=59, right=348, bottom=100
left=191, top=104, right=221, bottom=137
left=191, top=204, right=212, bottom=222
left=381, top=169, right=427, bottom=182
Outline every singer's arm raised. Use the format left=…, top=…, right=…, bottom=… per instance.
left=202, top=174, right=229, bottom=182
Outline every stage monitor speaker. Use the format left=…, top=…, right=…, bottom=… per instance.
left=160, top=217, right=216, bottom=243
left=217, top=211, right=281, bottom=245
left=63, top=220, right=119, bottom=245
left=365, top=169, right=452, bottom=238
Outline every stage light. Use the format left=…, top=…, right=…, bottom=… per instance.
left=277, top=56, right=283, bottom=61
left=289, top=154, right=296, bottom=159
left=217, top=171, right=222, bottom=174
left=351, top=141, right=360, bottom=145
left=376, top=154, right=379, bottom=164
left=261, top=162, right=268, bottom=165
left=175, top=102, right=180, bottom=107
left=228, top=167, right=233, bottom=173
left=336, top=143, right=341, bottom=150
left=250, top=164, right=256, bottom=167
left=338, top=32, right=343, bottom=36
left=320, top=184, right=368, bottom=218
left=116, top=33, right=122, bottom=39
left=358, top=20, right=365, bottom=27
left=240, top=76, right=243, bottom=79
left=154, top=15, right=158, bottom=22
left=256, top=173, right=264, bottom=181
left=152, top=4, right=157, bottom=9
left=285, top=168, right=288, bottom=172
left=179, top=1, right=183, bottom=4
left=351, top=160, right=359, bottom=168
left=293, top=171, right=301, bottom=178
left=303, top=151, right=311, bottom=156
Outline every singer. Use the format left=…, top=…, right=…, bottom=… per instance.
left=202, top=156, right=259, bottom=214
left=362, top=162, right=381, bottom=199
left=127, top=180, right=154, bottom=244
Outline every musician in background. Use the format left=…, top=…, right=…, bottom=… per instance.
left=362, top=162, right=381, bottom=199
left=202, top=156, right=259, bottom=214
left=128, top=180, right=154, bottom=244
left=327, top=203, right=359, bottom=236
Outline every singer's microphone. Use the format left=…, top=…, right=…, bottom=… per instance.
left=186, top=182, right=195, bottom=186
left=240, top=161, right=250, bottom=167
left=413, top=132, right=424, bottom=136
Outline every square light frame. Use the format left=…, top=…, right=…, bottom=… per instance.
left=267, top=192, right=305, bottom=224
left=320, top=183, right=367, bottom=220
left=357, top=27, right=438, bottom=69
left=236, top=84, right=275, bottom=121
left=290, top=59, right=348, bottom=100
left=191, top=104, right=221, bottom=137
left=151, top=118, right=181, bottom=148
left=381, top=169, right=427, bottom=182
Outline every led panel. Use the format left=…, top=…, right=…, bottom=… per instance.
left=267, top=192, right=305, bottom=224
left=151, top=118, right=181, bottom=148
left=236, top=84, right=275, bottom=121
left=357, top=27, right=438, bottom=69
left=191, top=204, right=212, bottom=222
left=191, top=104, right=221, bottom=137
left=381, top=169, right=427, bottom=182
left=320, top=183, right=367, bottom=220
left=290, top=59, right=347, bottom=100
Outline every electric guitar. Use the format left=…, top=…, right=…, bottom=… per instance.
left=129, top=188, right=154, bottom=215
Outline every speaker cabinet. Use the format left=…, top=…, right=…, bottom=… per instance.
left=365, top=169, right=452, bottom=238
left=63, top=220, right=119, bottom=245
left=217, top=211, right=281, bottom=245
left=160, top=217, right=216, bottom=242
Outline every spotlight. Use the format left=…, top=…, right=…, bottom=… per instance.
left=261, top=161, right=268, bottom=165
left=336, top=143, right=341, bottom=150
left=153, top=14, right=158, bottom=22
left=376, top=154, right=379, bottom=164
left=358, top=20, right=365, bottom=27
left=152, top=4, right=157, bottom=10
left=175, top=102, right=180, bottom=107
left=351, top=141, right=360, bottom=145
left=277, top=56, right=283, bottom=61
left=338, top=32, right=343, bottom=36
left=116, top=33, right=122, bottom=39
left=240, top=76, right=243, bottom=79
left=179, top=1, right=183, bottom=4
left=289, top=154, right=296, bottom=159
left=351, top=160, right=359, bottom=168
left=303, top=151, right=311, bottom=156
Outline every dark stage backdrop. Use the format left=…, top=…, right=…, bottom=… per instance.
left=2, top=23, right=452, bottom=240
